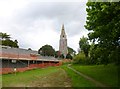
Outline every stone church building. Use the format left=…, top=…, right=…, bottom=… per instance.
left=59, top=24, right=68, bottom=57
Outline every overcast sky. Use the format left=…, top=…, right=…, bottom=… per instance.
left=0, top=0, right=89, bottom=52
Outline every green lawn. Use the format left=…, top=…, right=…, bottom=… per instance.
left=2, top=67, right=71, bottom=87
left=71, top=64, right=118, bottom=87
left=61, top=65, right=96, bottom=87
left=2, top=64, right=118, bottom=87
left=0, top=75, right=2, bottom=88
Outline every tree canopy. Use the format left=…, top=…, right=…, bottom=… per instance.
left=38, top=44, right=55, bottom=56
left=79, top=36, right=90, bottom=57
left=0, top=32, right=10, bottom=40
left=2, top=39, right=19, bottom=48
left=67, top=47, right=76, bottom=55
left=54, top=51, right=60, bottom=58
left=85, top=2, right=120, bottom=64
left=66, top=53, right=73, bottom=59
left=0, top=32, right=19, bottom=48
left=85, top=2, right=120, bottom=45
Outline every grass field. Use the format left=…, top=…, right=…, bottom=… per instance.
left=71, top=64, right=118, bottom=87
left=61, top=65, right=96, bottom=87
left=2, top=64, right=118, bottom=87
left=2, top=67, right=71, bottom=87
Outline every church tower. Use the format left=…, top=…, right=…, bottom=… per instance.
left=59, top=24, right=68, bottom=58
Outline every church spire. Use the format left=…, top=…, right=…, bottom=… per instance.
left=62, top=24, right=64, bottom=30
left=60, top=24, right=66, bottom=38
left=59, top=24, right=68, bottom=58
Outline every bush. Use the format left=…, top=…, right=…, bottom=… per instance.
left=66, top=53, right=73, bottom=59
left=73, top=52, right=86, bottom=64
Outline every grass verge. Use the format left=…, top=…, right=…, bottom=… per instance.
left=71, top=64, right=118, bottom=87
left=2, top=66, right=71, bottom=87
left=61, top=65, right=96, bottom=87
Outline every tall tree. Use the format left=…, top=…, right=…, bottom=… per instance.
left=67, top=47, right=76, bottom=55
left=0, top=32, right=19, bottom=48
left=0, top=32, right=10, bottom=40
left=79, top=36, right=90, bottom=57
left=54, top=51, right=61, bottom=58
left=85, top=2, right=120, bottom=64
left=38, top=44, right=55, bottom=56
left=66, top=53, right=73, bottom=59
left=14, top=40, right=18, bottom=44
left=2, top=39, right=19, bottom=48
left=28, top=48, right=32, bottom=50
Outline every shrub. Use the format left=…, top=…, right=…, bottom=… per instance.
left=66, top=53, right=73, bottom=59
left=73, top=52, right=86, bottom=64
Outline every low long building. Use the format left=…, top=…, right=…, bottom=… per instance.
left=0, top=45, right=62, bottom=74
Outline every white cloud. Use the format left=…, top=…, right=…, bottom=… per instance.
left=0, top=1, right=88, bottom=52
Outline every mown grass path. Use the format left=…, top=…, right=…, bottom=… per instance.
left=71, top=64, right=118, bottom=87
left=67, top=65, right=108, bottom=87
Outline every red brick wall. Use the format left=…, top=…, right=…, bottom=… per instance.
left=0, top=62, right=62, bottom=74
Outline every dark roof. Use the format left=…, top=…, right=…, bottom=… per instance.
left=0, top=45, right=59, bottom=62
left=1, top=45, right=38, bottom=55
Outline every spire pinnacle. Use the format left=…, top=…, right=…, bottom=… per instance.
left=62, top=24, right=64, bottom=30
left=61, top=24, right=66, bottom=36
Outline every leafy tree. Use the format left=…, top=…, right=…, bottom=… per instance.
left=89, top=43, right=97, bottom=64
left=59, top=54, right=65, bottom=59
left=28, top=48, right=32, bottom=50
left=38, top=44, right=55, bottom=56
left=0, top=32, right=19, bottom=48
left=67, top=47, right=76, bottom=56
left=14, top=40, right=18, bottom=44
left=54, top=51, right=61, bottom=58
left=0, top=32, right=10, bottom=40
left=79, top=36, right=90, bottom=57
left=89, top=43, right=104, bottom=64
left=73, top=52, right=86, bottom=64
left=85, top=2, right=120, bottom=64
left=2, top=39, right=19, bottom=48
left=66, top=53, right=73, bottom=59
